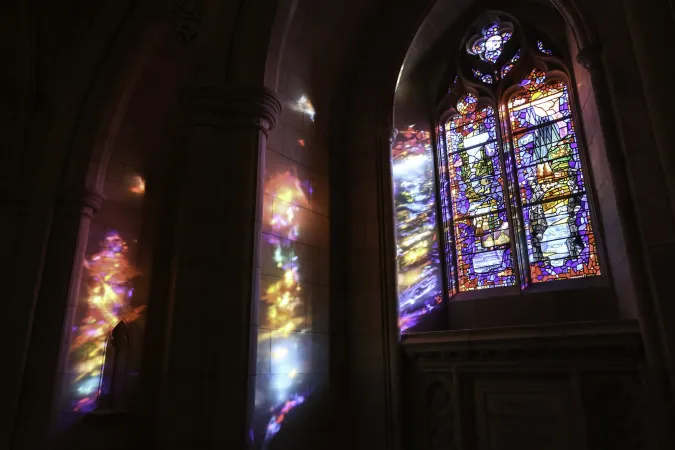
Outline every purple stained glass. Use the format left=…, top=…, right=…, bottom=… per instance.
left=472, top=68, right=494, bottom=84
left=445, top=103, right=516, bottom=291
left=508, top=71, right=601, bottom=282
left=537, top=40, right=553, bottom=55
left=467, top=21, right=514, bottom=64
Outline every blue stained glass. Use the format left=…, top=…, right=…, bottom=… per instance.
left=445, top=99, right=516, bottom=291
left=501, top=50, right=521, bottom=78
left=472, top=68, right=494, bottom=84
left=467, top=22, right=514, bottom=64
left=508, top=70, right=601, bottom=281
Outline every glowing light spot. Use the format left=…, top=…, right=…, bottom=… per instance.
left=295, top=96, right=315, bottom=121
left=129, top=176, right=145, bottom=194
left=272, top=347, right=289, bottom=359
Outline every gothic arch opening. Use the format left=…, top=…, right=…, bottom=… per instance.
left=392, top=1, right=638, bottom=333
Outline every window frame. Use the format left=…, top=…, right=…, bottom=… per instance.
left=433, top=38, right=609, bottom=302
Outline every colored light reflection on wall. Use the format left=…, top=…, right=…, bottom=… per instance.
left=129, top=175, right=146, bottom=194
left=254, top=171, right=312, bottom=447
left=69, top=231, right=144, bottom=412
left=293, top=96, right=315, bottom=122
left=392, top=127, right=443, bottom=332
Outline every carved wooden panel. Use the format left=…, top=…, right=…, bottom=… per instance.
left=581, top=372, right=646, bottom=450
left=426, top=377, right=454, bottom=450
left=473, top=379, right=571, bottom=450
left=402, top=321, right=647, bottom=450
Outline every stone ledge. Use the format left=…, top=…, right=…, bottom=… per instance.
left=402, top=319, right=643, bottom=364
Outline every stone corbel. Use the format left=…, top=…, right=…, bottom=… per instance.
left=184, top=86, right=282, bottom=136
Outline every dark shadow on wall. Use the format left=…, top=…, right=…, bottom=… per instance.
left=53, top=412, right=131, bottom=450
left=268, top=388, right=336, bottom=450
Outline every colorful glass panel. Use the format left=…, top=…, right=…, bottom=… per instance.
left=393, top=127, right=444, bottom=331
left=500, top=50, right=521, bottom=78
left=508, top=70, right=601, bottom=282
left=537, top=40, right=553, bottom=55
left=467, top=22, right=514, bottom=63
left=445, top=96, right=516, bottom=290
left=472, top=68, right=494, bottom=84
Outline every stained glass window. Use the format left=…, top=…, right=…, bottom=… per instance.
left=507, top=69, right=600, bottom=281
left=500, top=50, right=520, bottom=78
left=472, top=69, right=494, bottom=84
left=537, top=40, right=553, bottom=55
left=395, top=17, right=604, bottom=333
left=467, top=22, right=513, bottom=63
left=444, top=94, right=516, bottom=291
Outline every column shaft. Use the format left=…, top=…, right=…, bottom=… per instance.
left=156, top=86, right=281, bottom=449
left=11, top=189, right=103, bottom=449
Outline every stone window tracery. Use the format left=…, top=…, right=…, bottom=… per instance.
left=444, top=17, right=602, bottom=291
left=393, top=14, right=603, bottom=331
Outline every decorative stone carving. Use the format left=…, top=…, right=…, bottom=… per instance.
left=184, top=86, right=283, bottom=135
left=425, top=377, right=454, bottom=450
left=172, top=0, right=202, bottom=42
left=59, top=188, right=105, bottom=217
left=403, top=321, right=647, bottom=450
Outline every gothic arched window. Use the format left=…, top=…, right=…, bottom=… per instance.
left=439, top=16, right=602, bottom=293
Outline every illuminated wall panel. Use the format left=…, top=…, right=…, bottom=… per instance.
left=68, top=232, right=143, bottom=413
left=392, top=127, right=444, bottom=332
left=64, top=173, right=147, bottom=422
left=251, top=116, right=329, bottom=448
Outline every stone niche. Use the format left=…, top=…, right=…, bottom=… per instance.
left=401, top=320, right=648, bottom=450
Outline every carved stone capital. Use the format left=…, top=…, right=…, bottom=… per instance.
left=59, top=188, right=105, bottom=217
left=185, top=86, right=283, bottom=135
left=576, top=44, right=602, bottom=70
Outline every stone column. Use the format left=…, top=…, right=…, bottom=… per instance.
left=156, top=86, right=281, bottom=449
left=11, top=188, right=104, bottom=450
left=577, top=43, right=675, bottom=450
left=621, top=0, right=675, bottom=388
left=621, top=0, right=675, bottom=214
